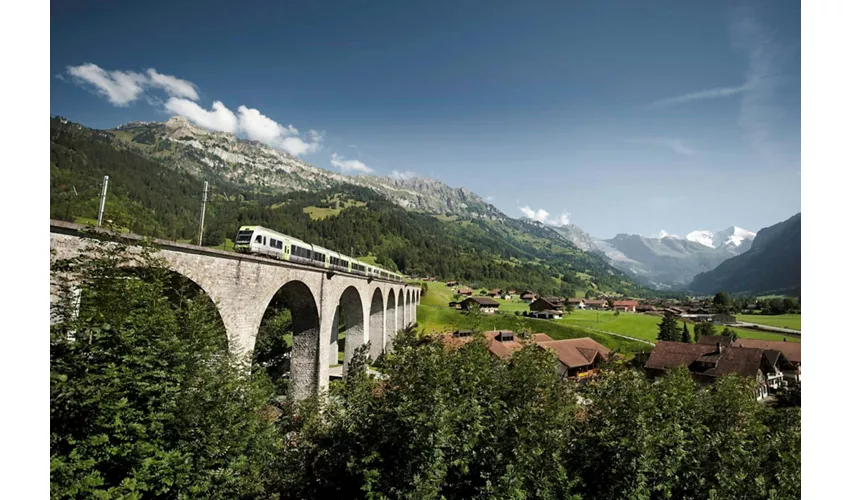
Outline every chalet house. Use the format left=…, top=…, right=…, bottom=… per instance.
left=461, top=296, right=500, bottom=314
left=733, top=339, right=801, bottom=384
left=446, top=280, right=458, bottom=287
left=584, top=299, right=609, bottom=310
left=644, top=341, right=795, bottom=399
left=507, top=290, right=518, bottom=296
left=535, top=336, right=612, bottom=380
left=613, top=300, right=639, bottom=313
left=487, top=288, right=503, bottom=297
left=567, top=298, right=586, bottom=309
left=440, top=331, right=611, bottom=380
left=457, top=288, right=474, bottom=296
left=664, top=307, right=686, bottom=316
left=520, top=291, right=537, bottom=303
left=530, top=297, right=564, bottom=313
left=530, top=309, right=563, bottom=320
left=636, top=303, right=656, bottom=313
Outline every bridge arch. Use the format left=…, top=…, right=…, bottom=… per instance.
left=338, top=285, right=366, bottom=375
left=256, top=279, right=321, bottom=400
left=386, top=288, right=397, bottom=349
left=369, top=288, right=385, bottom=361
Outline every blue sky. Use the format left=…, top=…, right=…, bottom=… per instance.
left=51, top=0, right=800, bottom=239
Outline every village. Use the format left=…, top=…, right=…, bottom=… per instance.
left=430, top=280, right=802, bottom=402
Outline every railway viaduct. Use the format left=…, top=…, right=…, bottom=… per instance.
left=49, top=220, right=421, bottom=400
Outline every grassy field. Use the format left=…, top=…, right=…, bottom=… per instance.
left=415, top=305, right=650, bottom=355
left=559, top=310, right=799, bottom=344
left=737, top=314, right=801, bottom=331
left=303, top=199, right=366, bottom=220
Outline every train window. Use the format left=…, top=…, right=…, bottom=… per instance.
left=236, top=230, right=253, bottom=243
left=255, top=235, right=262, bottom=243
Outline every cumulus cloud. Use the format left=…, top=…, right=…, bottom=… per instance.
left=67, top=63, right=147, bottom=106
left=67, top=63, right=200, bottom=105
left=390, top=170, right=418, bottom=180
left=164, top=98, right=238, bottom=133
left=66, top=63, right=325, bottom=156
left=146, top=68, right=199, bottom=100
left=331, top=153, right=373, bottom=174
left=520, top=206, right=571, bottom=226
left=658, top=230, right=680, bottom=239
left=520, top=206, right=550, bottom=223
left=554, top=212, right=571, bottom=226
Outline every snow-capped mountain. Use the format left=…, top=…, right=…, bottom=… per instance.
left=555, top=224, right=756, bottom=289
left=685, top=226, right=756, bottom=251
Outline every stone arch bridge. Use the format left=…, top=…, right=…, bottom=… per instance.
left=49, top=220, right=421, bottom=399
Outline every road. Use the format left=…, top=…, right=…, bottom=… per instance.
left=731, top=322, right=801, bottom=336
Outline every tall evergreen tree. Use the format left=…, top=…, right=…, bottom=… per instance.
left=657, top=314, right=680, bottom=342
left=681, top=322, right=691, bottom=343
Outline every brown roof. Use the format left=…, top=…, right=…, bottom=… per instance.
left=567, top=298, right=584, bottom=304
left=463, top=296, right=500, bottom=307
left=733, top=339, right=801, bottom=365
left=585, top=299, right=607, bottom=306
left=536, top=338, right=611, bottom=369
left=482, top=331, right=522, bottom=358
left=531, top=333, right=554, bottom=342
left=614, top=300, right=639, bottom=307
left=645, top=341, right=770, bottom=380
left=458, top=288, right=473, bottom=294
left=698, top=335, right=734, bottom=347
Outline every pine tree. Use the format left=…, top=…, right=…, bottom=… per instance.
left=681, top=322, right=691, bottom=343
left=657, top=314, right=680, bottom=342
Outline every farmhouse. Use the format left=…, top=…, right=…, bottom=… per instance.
left=457, top=288, right=474, bottom=296
left=567, top=298, right=586, bottom=309
left=520, top=291, right=537, bottom=302
left=529, top=310, right=563, bottom=320
left=732, top=338, right=801, bottom=383
left=613, top=300, right=639, bottom=312
left=536, top=336, right=612, bottom=379
left=439, top=331, right=611, bottom=380
left=461, top=296, right=500, bottom=314
left=584, top=299, right=609, bottom=310
left=487, top=288, right=502, bottom=297
left=644, top=341, right=796, bottom=399
left=636, top=303, right=656, bottom=313
left=529, top=297, right=564, bottom=313
left=446, top=280, right=458, bottom=287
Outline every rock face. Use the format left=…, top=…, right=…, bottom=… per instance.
left=111, top=117, right=501, bottom=218
left=690, top=213, right=801, bottom=296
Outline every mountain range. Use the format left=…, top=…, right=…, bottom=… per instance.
left=51, top=115, right=798, bottom=297
left=552, top=225, right=756, bottom=289
left=690, top=213, right=801, bottom=296
left=50, top=116, right=643, bottom=297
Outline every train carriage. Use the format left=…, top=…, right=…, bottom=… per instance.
left=233, top=225, right=403, bottom=282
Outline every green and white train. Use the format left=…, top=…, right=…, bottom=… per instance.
left=233, top=225, right=404, bottom=282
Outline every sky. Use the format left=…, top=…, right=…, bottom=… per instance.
left=50, top=0, right=801, bottom=239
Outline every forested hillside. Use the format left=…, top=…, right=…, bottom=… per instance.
left=50, top=117, right=643, bottom=296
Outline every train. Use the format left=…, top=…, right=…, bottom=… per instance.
left=233, top=225, right=405, bottom=283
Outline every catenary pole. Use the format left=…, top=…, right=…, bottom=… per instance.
left=198, top=181, right=208, bottom=246
left=96, top=175, right=109, bottom=226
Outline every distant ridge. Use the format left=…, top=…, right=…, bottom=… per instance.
left=689, top=213, right=801, bottom=296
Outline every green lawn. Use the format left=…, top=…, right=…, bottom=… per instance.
left=737, top=314, right=801, bottom=331
left=558, top=310, right=799, bottom=344
left=415, top=305, right=649, bottom=355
